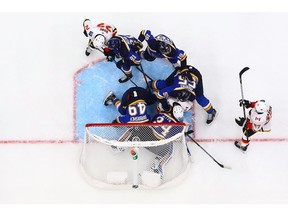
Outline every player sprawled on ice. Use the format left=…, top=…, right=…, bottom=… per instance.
left=151, top=65, right=217, bottom=125
left=138, top=30, right=187, bottom=69
left=82, top=19, right=117, bottom=56
left=234, top=99, right=272, bottom=152
left=104, top=35, right=143, bottom=83
left=103, top=86, right=157, bottom=123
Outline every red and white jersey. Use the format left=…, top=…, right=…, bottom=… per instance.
left=83, top=20, right=117, bottom=49
left=247, top=102, right=272, bottom=132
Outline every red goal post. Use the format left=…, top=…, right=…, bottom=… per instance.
left=79, top=122, right=192, bottom=189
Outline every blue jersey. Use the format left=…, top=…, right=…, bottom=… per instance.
left=111, top=35, right=141, bottom=66
left=151, top=113, right=183, bottom=140
left=138, top=30, right=186, bottom=67
left=115, top=99, right=150, bottom=123
left=155, top=72, right=197, bottom=101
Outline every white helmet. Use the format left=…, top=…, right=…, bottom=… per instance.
left=255, top=100, right=269, bottom=114
left=172, top=103, right=184, bottom=121
left=93, top=34, right=106, bottom=49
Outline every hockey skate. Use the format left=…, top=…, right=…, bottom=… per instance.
left=85, top=47, right=92, bottom=56
left=206, top=109, right=217, bottom=125
left=103, top=91, right=116, bottom=106
left=118, top=74, right=133, bottom=83
left=150, top=156, right=163, bottom=175
left=234, top=141, right=249, bottom=152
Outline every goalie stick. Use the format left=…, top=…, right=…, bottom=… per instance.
left=186, top=134, right=231, bottom=169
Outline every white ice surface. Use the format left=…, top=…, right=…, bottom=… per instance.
left=0, top=13, right=288, bottom=208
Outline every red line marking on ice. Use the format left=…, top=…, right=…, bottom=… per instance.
left=73, top=57, right=106, bottom=140
left=0, top=140, right=81, bottom=144
left=1, top=59, right=287, bottom=144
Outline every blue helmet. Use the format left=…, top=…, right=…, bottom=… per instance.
left=108, top=37, right=121, bottom=50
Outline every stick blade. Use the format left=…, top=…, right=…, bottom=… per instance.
left=219, top=163, right=232, bottom=169
left=239, top=67, right=250, bottom=78
left=223, top=165, right=232, bottom=170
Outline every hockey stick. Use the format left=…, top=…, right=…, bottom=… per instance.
left=186, top=134, right=231, bottom=169
left=136, top=63, right=153, bottom=93
left=239, top=67, right=249, bottom=119
left=135, top=63, right=154, bottom=81
left=96, top=47, right=138, bottom=87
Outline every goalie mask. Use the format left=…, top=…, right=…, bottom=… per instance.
left=172, top=103, right=184, bottom=121
left=93, top=34, right=106, bottom=49
left=255, top=100, right=269, bottom=114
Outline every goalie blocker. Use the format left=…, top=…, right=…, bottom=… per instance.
left=79, top=122, right=192, bottom=189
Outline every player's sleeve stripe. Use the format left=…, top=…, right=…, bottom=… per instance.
left=203, top=103, right=212, bottom=111
left=118, top=35, right=130, bottom=51
left=180, top=54, right=187, bottom=61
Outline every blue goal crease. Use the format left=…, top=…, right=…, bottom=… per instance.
left=75, top=59, right=192, bottom=140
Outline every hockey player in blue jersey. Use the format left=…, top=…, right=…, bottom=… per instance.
left=151, top=65, right=217, bottom=125
left=148, top=103, right=186, bottom=175
left=138, top=30, right=187, bottom=69
left=104, top=35, right=143, bottom=83
left=103, top=86, right=157, bottom=123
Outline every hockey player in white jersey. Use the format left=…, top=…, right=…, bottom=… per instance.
left=82, top=19, right=117, bottom=56
left=234, top=99, right=272, bottom=152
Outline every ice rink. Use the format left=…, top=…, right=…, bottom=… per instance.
left=1, top=12, right=288, bottom=212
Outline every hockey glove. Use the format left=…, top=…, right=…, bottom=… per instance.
left=239, top=99, right=251, bottom=108
left=235, top=117, right=246, bottom=127
left=138, top=30, right=151, bottom=42
left=103, top=48, right=115, bottom=62
left=138, top=31, right=145, bottom=42
left=83, top=30, right=88, bottom=37
left=107, top=55, right=115, bottom=62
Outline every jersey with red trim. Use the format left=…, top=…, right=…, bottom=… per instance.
left=83, top=20, right=117, bottom=49
left=247, top=105, right=272, bottom=132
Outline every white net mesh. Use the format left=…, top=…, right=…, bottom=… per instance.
left=79, top=123, right=192, bottom=189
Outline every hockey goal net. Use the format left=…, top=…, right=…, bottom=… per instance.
left=79, top=122, right=192, bottom=189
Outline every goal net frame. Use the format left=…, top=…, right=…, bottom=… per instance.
left=79, top=122, right=192, bottom=189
